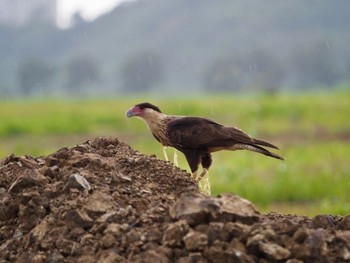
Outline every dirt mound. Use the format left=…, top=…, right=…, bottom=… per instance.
left=0, top=137, right=349, bottom=262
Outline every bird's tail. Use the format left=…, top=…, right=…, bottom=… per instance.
left=235, top=143, right=285, bottom=160
left=252, top=138, right=279, bottom=149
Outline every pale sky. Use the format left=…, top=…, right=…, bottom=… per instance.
left=57, top=0, right=126, bottom=28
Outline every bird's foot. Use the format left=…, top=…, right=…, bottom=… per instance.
left=192, top=169, right=211, bottom=196
left=198, top=170, right=211, bottom=196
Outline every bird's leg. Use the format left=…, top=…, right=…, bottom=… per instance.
left=191, top=170, right=199, bottom=180
left=162, top=146, right=169, bottom=162
left=197, top=168, right=208, bottom=182
left=191, top=168, right=208, bottom=181
left=173, top=148, right=178, bottom=166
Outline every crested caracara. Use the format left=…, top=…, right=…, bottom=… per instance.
left=126, top=102, right=284, bottom=194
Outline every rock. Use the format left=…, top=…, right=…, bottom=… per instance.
left=96, top=250, right=126, bottom=263
left=170, top=193, right=259, bottom=226
left=169, top=193, right=220, bottom=225
left=339, top=214, right=350, bottom=230
left=64, top=173, right=91, bottom=191
left=96, top=211, right=123, bottom=224
left=196, top=222, right=223, bottom=245
left=258, top=242, right=291, bottom=261
left=203, top=245, right=227, bottom=263
left=291, top=229, right=329, bottom=261
left=246, top=226, right=276, bottom=249
left=18, top=201, right=47, bottom=231
left=225, top=244, right=254, bottom=263
left=183, top=230, right=208, bottom=251
left=8, top=169, right=48, bottom=193
left=293, top=228, right=309, bottom=243
left=286, top=260, right=303, bottom=263
left=338, top=246, right=350, bottom=261
left=178, top=252, right=206, bottom=263
left=217, top=193, right=260, bottom=224
left=145, top=226, right=163, bottom=243
left=84, top=191, right=115, bottom=217
left=101, top=233, right=117, bottom=249
left=55, top=237, right=78, bottom=256
left=131, top=250, right=169, bottom=263
left=30, top=218, right=50, bottom=243
left=46, top=250, right=65, bottom=263
left=162, top=220, right=190, bottom=247
left=31, top=253, right=47, bottom=263
left=0, top=193, right=18, bottom=221
left=63, top=210, right=94, bottom=229
left=312, top=214, right=335, bottom=229
left=291, top=242, right=312, bottom=260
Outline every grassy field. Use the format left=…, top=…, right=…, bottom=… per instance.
left=1, top=91, right=349, bottom=216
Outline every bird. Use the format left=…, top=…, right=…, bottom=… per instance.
left=126, top=102, right=284, bottom=195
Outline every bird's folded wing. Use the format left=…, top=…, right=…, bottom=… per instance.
left=166, top=117, right=254, bottom=149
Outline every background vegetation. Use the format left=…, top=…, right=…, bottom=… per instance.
left=1, top=0, right=350, bottom=96
left=1, top=91, right=349, bottom=216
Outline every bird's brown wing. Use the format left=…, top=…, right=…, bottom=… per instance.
left=166, top=117, right=254, bottom=149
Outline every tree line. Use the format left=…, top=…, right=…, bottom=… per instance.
left=11, top=43, right=350, bottom=97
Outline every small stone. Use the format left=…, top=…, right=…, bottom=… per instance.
left=203, top=246, right=226, bottom=263
left=183, top=230, right=208, bottom=251
left=55, top=238, right=78, bottom=256
left=258, top=242, right=291, bottom=261
left=339, top=247, right=350, bottom=261
left=312, top=215, right=335, bottom=229
left=30, top=218, right=50, bottom=242
left=31, top=253, right=47, bottom=263
left=84, top=191, right=115, bottom=217
left=96, top=250, right=126, bottom=263
left=293, top=228, right=309, bottom=243
left=64, top=210, right=94, bottom=230
left=162, top=220, right=190, bottom=247
left=178, top=252, right=206, bottom=263
left=131, top=250, right=169, bottom=263
left=46, top=250, right=65, bottom=263
left=8, top=170, right=48, bottom=193
left=101, top=233, right=117, bottom=249
left=286, top=259, right=303, bottom=263
left=339, top=215, right=350, bottom=230
left=104, top=223, right=125, bottom=235
left=64, top=173, right=91, bottom=191
left=225, top=245, right=254, bottom=263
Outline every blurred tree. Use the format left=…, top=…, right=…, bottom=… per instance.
left=203, top=57, right=244, bottom=92
left=17, top=57, right=56, bottom=95
left=120, top=50, right=163, bottom=93
left=247, top=49, right=284, bottom=93
left=66, top=55, right=100, bottom=92
left=290, top=42, right=340, bottom=88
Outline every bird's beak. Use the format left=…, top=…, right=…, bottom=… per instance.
left=125, top=108, right=135, bottom=118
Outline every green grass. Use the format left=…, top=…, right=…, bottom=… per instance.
left=1, top=91, right=350, bottom=216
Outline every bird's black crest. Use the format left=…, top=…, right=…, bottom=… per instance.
left=135, top=102, right=162, bottom=113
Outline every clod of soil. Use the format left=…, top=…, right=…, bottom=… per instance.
left=0, top=137, right=349, bottom=262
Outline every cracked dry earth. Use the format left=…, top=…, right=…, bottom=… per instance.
left=0, top=137, right=350, bottom=263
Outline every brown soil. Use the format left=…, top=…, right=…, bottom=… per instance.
left=0, top=137, right=349, bottom=263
